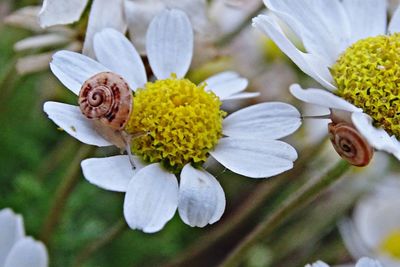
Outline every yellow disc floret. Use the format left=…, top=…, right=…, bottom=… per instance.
left=332, top=33, right=400, bottom=138
left=380, top=229, right=400, bottom=259
left=124, top=75, right=225, bottom=172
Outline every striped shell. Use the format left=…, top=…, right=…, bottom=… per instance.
left=79, top=72, right=132, bottom=130
left=328, top=122, right=373, bottom=167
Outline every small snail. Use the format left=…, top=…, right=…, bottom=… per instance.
left=79, top=72, right=132, bottom=130
left=328, top=122, right=373, bottom=167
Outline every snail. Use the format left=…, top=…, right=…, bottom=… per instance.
left=79, top=71, right=132, bottom=130
left=328, top=122, right=373, bottom=167
left=79, top=72, right=133, bottom=150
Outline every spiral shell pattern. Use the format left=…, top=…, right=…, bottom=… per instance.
left=79, top=72, right=132, bottom=130
left=328, top=122, right=373, bottom=167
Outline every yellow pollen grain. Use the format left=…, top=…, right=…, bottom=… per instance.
left=124, top=75, right=225, bottom=172
left=331, top=33, right=400, bottom=139
left=380, top=229, right=400, bottom=259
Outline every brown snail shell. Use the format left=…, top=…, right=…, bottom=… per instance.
left=328, top=122, right=373, bottom=167
left=79, top=72, right=132, bottom=130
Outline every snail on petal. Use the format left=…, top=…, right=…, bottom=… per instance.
left=328, top=121, right=374, bottom=167
left=78, top=72, right=133, bottom=150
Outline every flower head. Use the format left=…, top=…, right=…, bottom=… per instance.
left=339, top=178, right=400, bottom=267
left=0, top=208, right=48, bottom=267
left=306, top=257, right=382, bottom=267
left=44, top=9, right=301, bottom=232
left=253, top=0, right=400, bottom=162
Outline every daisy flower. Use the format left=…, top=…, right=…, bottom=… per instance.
left=339, top=178, right=400, bottom=267
left=306, top=257, right=382, bottom=267
left=253, top=0, right=400, bottom=164
left=0, top=208, right=48, bottom=267
left=43, top=9, right=301, bottom=233
left=39, top=0, right=126, bottom=57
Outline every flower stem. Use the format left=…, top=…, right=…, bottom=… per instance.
left=72, top=219, right=127, bottom=267
left=40, top=145, right=94, bottom=245
left=218, top=160, right=351, bottom=267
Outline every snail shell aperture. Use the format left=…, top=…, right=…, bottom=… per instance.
left=79, top=72, right=132, bottom=130
left=328, top=122, right=373, bottom=167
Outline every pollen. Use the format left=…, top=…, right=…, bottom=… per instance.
left=380, top=229, right=400, bottom=259
left=124, top=75, right=225, bottom=172
left=332, top=33, right=400, bottom=139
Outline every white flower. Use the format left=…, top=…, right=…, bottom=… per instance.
left=253, top=0, right=400, bottom=160
left=124, top=0, right=209, bottom=54
left=0, top=208, right=48, bottom=267
left=339, top=178, right=400, bottom=267
left=306, top=257, right=383, bottom=267
left=43, top=9, right=301, bottom=233
left=39, top=0, right=126, bottom=57
left=4, top=6, right=81, bottom=75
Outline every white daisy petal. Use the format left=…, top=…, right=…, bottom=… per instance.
left=210, top=137, right=297, bottom=178
left=50, top=50, right=109, bottom=95
left=4, top=237, right=48, bottom=267
left=252, top=15, right=336, bottom=91
left=355, top=258, right=383, bottom=267
left=43, top=101, right=112, bottom=147
left=388, top=6, right=400, bottom=34
left=146, top=9, right=193, bottom=79
left=290, top=84, right=362, bottom=112
left=223, top=102, right=301, bottom=140
left=338, top=218, right=372, bottom=259
left=305, top=261, right=330, bottom=267
left=82, top=0, right=126, bottom=58
left=390, top=136, right=400, bottom=160
left=81, top=155, right=146, bottom=192
left=39, top=0, right=88, bottom=27
left=178, top=164, right=226, bottom=227
left=264, top=0, right=350, bottom=63
left=0, top=209, right=25, bottom=267
left=123, top=163, right=178, bottom=233
left=351, top=113, right=400, bottom=159
left=203, top=72, right=249, bottom=100
left=343, top=0, right=387, bottom=42
left=354, top=193, right=400, bottom=249
left=93, top=28, right=147, bottom=90
left=221, top=92, right=261, bottom=101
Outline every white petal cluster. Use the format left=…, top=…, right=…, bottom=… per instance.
left=306, top=257, right=382, bottom=267
left=339, top=178, right=400, bottom=267
left=0, top=209, right=48, bottom=267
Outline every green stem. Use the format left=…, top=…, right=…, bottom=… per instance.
left=218, top=160, right=351, bottom=267
left=72, top=219, right=127, bottom=267
left=215, top=3, right=265, bottom=47
left=40, top=145, right=94, bottom=245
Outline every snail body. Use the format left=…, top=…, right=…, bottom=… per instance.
left=328, top=122, right=373, bottom=167
left=79, top=72, right=133, bottom=130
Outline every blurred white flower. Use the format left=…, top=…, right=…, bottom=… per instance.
left=306, top=257, right=382, bottom=267
left=39, top=0, right=126, bottom=57
left=339, top=178, right=400, bottom=267
left=253, top=0, right=400, bottom=161
left=124, top=0, right=209, bottom=54
left=43, top=10, right=301, bottom=233
left=4, top=6, right=81, bottom=74
left=0, top=208, right=48, bottom=267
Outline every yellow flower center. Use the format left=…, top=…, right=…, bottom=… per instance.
left=380, top=229, right=400, bottom=259
left=124, top=75, right=225, bottom=172
left=332, top=34, right=400, bottom=138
